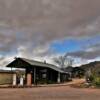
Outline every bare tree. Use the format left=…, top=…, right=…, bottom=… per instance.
left=53, top=53, right=74, bottom=69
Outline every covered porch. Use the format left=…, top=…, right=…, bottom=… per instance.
left=6, top=58, right=69, bottom=86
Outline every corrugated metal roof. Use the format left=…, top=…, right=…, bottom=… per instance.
left=7, top=57, right=68, bottom=74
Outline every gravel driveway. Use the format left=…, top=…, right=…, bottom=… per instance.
left=0, top=85, right=99, bottom=100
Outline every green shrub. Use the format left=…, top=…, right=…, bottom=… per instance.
left=89, top=73, right=100, bottom=88
left=92, top=77, right=100, bottom=87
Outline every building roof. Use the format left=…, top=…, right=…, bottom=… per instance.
left=6, top=57, right=68, bottom=74
left=0, top=70, right=16, bottom=73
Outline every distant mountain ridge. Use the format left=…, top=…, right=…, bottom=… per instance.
left=80, top=61, right=100, bottom=71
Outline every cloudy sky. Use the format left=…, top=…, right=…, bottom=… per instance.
left=0, top=0, right=100, bottom=67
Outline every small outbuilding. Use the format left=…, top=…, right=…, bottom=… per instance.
left=0, top=70, right=16, bottom=85
left=6, top=57, right=69, bottom=86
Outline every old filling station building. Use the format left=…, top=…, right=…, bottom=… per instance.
left=6, top=57, right=69, bottom=86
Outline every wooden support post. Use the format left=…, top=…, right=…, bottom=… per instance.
left=34, top=67, right=36, bottom=84
left=19, top=75, right=24, bottom=86
left=27, top=73, right=32, bottom=86
left=57, top=72, right=61, bottom=83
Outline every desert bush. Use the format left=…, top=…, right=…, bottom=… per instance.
left=92, top=76, right=100, bottom=87
left=89, top=73, right=100, bottom=88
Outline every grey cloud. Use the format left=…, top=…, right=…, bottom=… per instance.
left=0, top=0, right=100, bottom=58
left=88, top=43, right=100, bottom=49
left=67, top=51, right=100, bottom=59
left=0, top=31, right=16, bottom=52
left=0, top=0, right=100, bottom=35
left=67, top=43, right=100, bottom=59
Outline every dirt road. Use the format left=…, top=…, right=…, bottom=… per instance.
left=0, top=85, right=99, bottom=100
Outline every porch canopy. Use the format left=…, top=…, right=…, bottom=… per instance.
left=6, top=57, right=67, bottom=74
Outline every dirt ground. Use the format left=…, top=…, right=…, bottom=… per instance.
left=0, top=85, right=99, bottom=100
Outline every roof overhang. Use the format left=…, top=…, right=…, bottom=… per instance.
left=6, top=57, right=68, bottom=74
